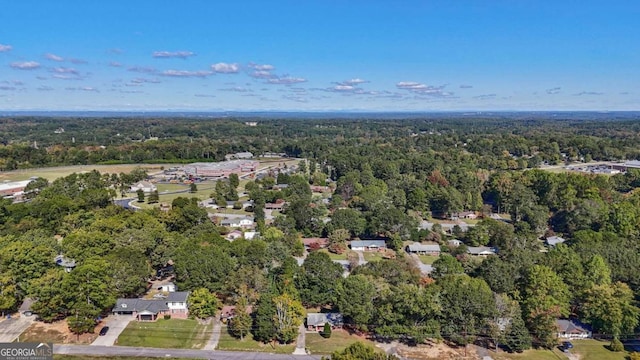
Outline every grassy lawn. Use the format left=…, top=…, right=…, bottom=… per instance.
left=134, top=184, right=216, bottom=210
left=317, top=249, right=354, bottom=261
left=363, top=252, right=385, bottom=262
left=572, top=339, right=630, bottom=360
left=492, top=348, right=567, bottom=360
left=216, top=326, right=296, bottom=354
left=418, top=254, right=439, bottom=265
left=305, top=330, right=376, bottom=355
left=0, top=164, right=174, bottom=182
left=116, top=318, right=211, bottom=349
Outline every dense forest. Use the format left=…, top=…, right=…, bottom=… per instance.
left=0, top=115, right=639, bottom=353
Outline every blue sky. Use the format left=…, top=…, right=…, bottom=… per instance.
left=0, top=1, right=638, bottom=111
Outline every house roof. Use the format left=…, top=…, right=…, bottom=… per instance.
left=556, top=319, right=591, bottom=334
left=302, top=238, right=329, bottom=247
left=406, top=243, right=441, bottom=252
left=306, top=313, right=344, bottom=327
left=350, top=240, right=386, bottom=248
left=546, top=236, right=566, bottom=246
left=447, top=239, right=462, bottom=246
left=133, top=181, right=155, bottom=188
left=467, top=246, right=497, bottom=255
left=167, top=292, right=189, bottom=302
left=114, top=298, right=169, bottom=314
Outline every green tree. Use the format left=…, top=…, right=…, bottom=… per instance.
left=272, top=293, right=305, bottom=343
left=431, top=254, right=464, bottom=279
left=148, top=190, right=160, bottom=204
left=503, top=305, right=532, bottom=353
left=136, top=188, right=145, bottom=202
left=188, top=288, right=220, bottom=319
left=322, top=341, right=394, bottom=360
left=252, top=288, right=277, bottom=342
left=438, top=275, right=497, bottom=346
left=29, top=269, right=67, bottom=322
left=321, top=322, right=332, bottom=338
left=229, top=297, right=252, bottom=340
left=581, top=282, right=639, bottom=339
left=0, top=273, right=18, bottom=316
left=189, top=182, right=198, bottom=193
left=521, top=265, right=570, bottom=348
left=327, top=228, right=350, bottom=254
left=298, top=251, right=344, bottom=307
left=336, top=275, right=376, bottom=330
left=229, top=173, right=240, bottom=189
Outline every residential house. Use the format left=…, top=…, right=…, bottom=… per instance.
left=302, top=237, right=329, bottom=250
left=447, top=239, right=463, bottom=247
left=226, top=230, right=244, bottom=241
left=220, top=305, right=253, bottom=323
left=450, top=211, right=478, bottom=220
left=546, top=236, right=566, bottom=246
left=350, top=240, right=387, bottom=251
left=244, top=231, right=259, bottom=240
left=556, top=319, right=592, bottom=339
left=467, top=246, right=497, bottom=256
left=273, top=184, right=289, bottom=191
left=310, top=185, right=330, bottom=193
left=220, top=216, right=255, bottom=228
left=113, top=291, right=190, bottom=321
left=130, top=181, right=157, bottom=193
left=54, top=255, right=76, bottom=272
left=306, top=313, right=344, bottom=332
left=265, top=200, right=286, bottom=210
left=157, top=281, right=176, bottom=293
left=405, top=243, right=441, bottom=256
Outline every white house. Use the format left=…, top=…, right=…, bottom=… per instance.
left=546, top=236, right=566, bottom=246
left=448, top=239, right=463, bottom=247
left=244, top=231, right=258, bottom=240
left=157, top=282, right=176, bottom=293
left=467, top=246, right=497, bottom=256
left=130, top=181, right=157, bottom=193
left=220, top=216, right=255, bottom=228
left=113, top=291, right=189, bottom=321
left=226, top=230, right=244, bottom=241
left=405, top=243, right=441, bottom=255
left=350, top=240, right=387, bottom=251
left=556, top=319, right=592, bottom=339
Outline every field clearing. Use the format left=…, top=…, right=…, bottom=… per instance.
left=19, top=319, right=97, bottom=344
left=0, top=164, right=175, bottom=182
left=116, top=318, right=211, bottom=349
left=216, top=326, right=295, bottom=353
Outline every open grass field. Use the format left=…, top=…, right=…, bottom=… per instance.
left=492, top=347, right=567, bottom=360
left=572, top=339, right=631, bottom=360
left=317, top=249, right=353, bottom=261
left=216, top=326, right=296, bottom=354
left=363, top=251, right=386, bottom=262
left=0, top=164, right=174, bottom=182
left=418, top=254, right=439, bottom=265
left=305, top=330, right=376, bottom=355
left=116, top=319, right=211, bottom=349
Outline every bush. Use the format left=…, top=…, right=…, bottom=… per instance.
left=320, top=322, right=332, bottom=338
left=233, top=202, right=243, bottom=210
left=163, top=314, right=171, bottom=320
left=610, top=338, right=624, bottom=352
left=629, top=352, right=640, bottom=360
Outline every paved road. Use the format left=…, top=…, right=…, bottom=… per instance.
left=54, top=344, right=322, bottom=359
left=91, top=315, right=134, bottom=346
left=409, top=254, right=433, bottom=275
left=292, top=324, right=306, bottom=355
left=203, top=318, right=221, bottom=350
left=0, top=316, right=34, bottom=343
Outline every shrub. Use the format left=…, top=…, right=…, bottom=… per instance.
left=610, top=338, right=624, bottom=352
left=629, top=352, right=640, bottom=360
left=163, top=314, right=171, bottom=320
left=321, top=322, right=332, bottom=338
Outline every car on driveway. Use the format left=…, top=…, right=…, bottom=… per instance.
left=561, top=341, right=573, bottom=352
left=99, top=326, right=109, bottom=336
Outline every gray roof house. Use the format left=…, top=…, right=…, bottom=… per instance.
left=113, top=291, right=190, bottom=321
left=546, top=236, right=566, bottom=246
left=556, top=319, right=592, bottom=339
left=406, top=243, right=441, bottom=255
left=467, top=246, right=497, bottom=256
left=306, top=313, right=344, bottom=331
left=350, top=240, right=386, bottom=251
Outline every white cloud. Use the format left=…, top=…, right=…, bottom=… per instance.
left=152, top=51, right=196, bottom=59
left=219, top=86, right=252, bottom=92
left=10, top=61, right=41, bottom=70
left=37, top=85, right=54, bottom=91
left=128, top=66, right=157, bottom=74
left=131, top=78, right=161, bottom=84
left=65, top=86, right=99, bottom=92
left=109, top=61, right=123, bottom=67
left=573, top=91, right=604, bottom=96
left=0, top=44, right=12, bottom=52
left=459, top=84, right=473, bottom=89
left=52, top=67, right=79, bottom=75
left=195, top=94, right=216, bottom=98
left=267, top=76, right=307, bottom=85
left=69, top=58, right=88, bottom=64
left=211, top=62, right=240, bottom=74
left=248, top=63, right=275, bottom=71
left=250, top=70, right=274, bottom=79
left=45, top=53, right=64, bottom=62
left=473, top=94, right=497, bottom=100
left=546, top=87, right=561, bottom=95
left=337, top=78, right=368, bottom=86
left=160, top=69, right=212, bottom=78
left=396, top=81, right=453, bottom=97
left=0, top=86, right=16, bottom=91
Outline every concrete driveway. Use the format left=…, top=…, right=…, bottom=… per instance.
left=0, top=315, right=35, bottom=342
left=91, top=315, right=134, bottom=346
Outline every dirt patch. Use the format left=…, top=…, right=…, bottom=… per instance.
left=19, top=319, right=99, bottom=344
left=396, top=340, right=479, bottom=360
